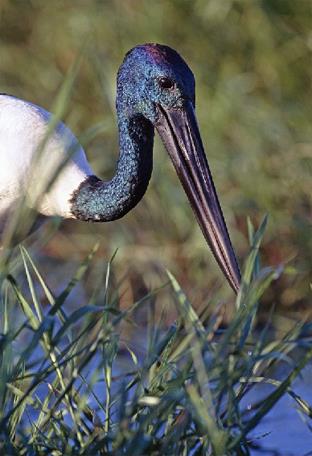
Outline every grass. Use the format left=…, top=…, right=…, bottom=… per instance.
left=0, top=219, right=311, bottom=455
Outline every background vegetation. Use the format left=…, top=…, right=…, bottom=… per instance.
left=0, top=0, right=311, bottom=317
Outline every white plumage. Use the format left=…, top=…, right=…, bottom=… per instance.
left=0, top=94, right=93, bottom=232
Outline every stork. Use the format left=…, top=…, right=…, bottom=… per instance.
left=0, top=44, right=240, bottom=292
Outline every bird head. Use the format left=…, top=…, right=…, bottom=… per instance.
left=117, top=43, right=241, bottom=293
left=117, top=43, right=195, bottom=122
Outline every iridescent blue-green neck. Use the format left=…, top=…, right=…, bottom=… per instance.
left=70, top=112, right=154, bottom=221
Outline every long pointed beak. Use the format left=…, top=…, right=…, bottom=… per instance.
left=155, top=101, right=241, bottom=293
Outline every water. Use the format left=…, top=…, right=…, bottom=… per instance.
left=245, top=365, right=312, bottom=455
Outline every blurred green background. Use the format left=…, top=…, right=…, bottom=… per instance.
left=0, top=0, right=311, bottom=318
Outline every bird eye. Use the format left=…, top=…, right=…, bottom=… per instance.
left=158, top=77, right=174, bottom=89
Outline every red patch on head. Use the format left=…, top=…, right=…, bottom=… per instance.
left=141, top=43, right=178, bottom=66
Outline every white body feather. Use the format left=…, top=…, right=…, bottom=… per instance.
left=0, top=94, right=93, bottom=230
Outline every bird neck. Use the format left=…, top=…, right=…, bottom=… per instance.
left=70, top=113, right=154, bottom=221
